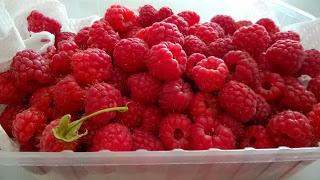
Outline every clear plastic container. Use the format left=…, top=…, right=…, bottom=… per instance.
left=0, top=0, right=318, bottom=180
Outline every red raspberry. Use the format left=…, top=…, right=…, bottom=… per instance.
left=210, top=15, right=237, bottom=35
left=233, top=24, right=271, bottom=57
left=308, top=104, right=320, bottom=140
left=159, top=79, right=193, bottom=113
left=27, top=10, right=61, bottom=35
left=127, top=73, right=162, bottom=104
left=207, top=37, right=234, bottom=58
left=56, top=40, right=78, bottom=52
left=132, top=130, right=163, bottom=151
left=42, top=46, right=56, bottom=59
left=108, top=67, right=129, bottom=95
left=91, top=123, right=133, bottom=151
left=52, top=75, right=86, bottom=114
left=185, top=53, right=206, bottom=78
left=12, top=108, right=46, bottom=145
left=256, top=18, right=280, bottom=35
left=188, top=24, right=219, bottom=44
left=239, top=125, right=274, bottom=149
left=298, top=49, right=320, bottom=77
left=253, top=94, right=271, bottom=123
left=236, top=20, right=253, bottom=29
left=11, top=50, right=53, bottom=92
left=283, top=76, right=302, bottom=87
left=189, top=92, right=219, bottom=120
left=113, top=38, right=148, bottom=74
left=202, top=22, right=225, bottom=38
left=0, top=105, right=24, bottom=137
left=147, top=42, right=187, bottom=81
left=266, top=39, right=304, bottom=75
left=255, top=52, right=270, bottom=71
left=138, top=106, right=162, bottom=135
left=219, top=81, right=257, bottom=122
left=177, top=11, right=200, bottom=26
left=55, top=32, right=75, bottom=43
left=74, top=27, right=90, bottom=49
left=183, top=35, right=208, bottom=56
left=218, top=113, right=245, bottom=140
left=267, top=110, right=314, bottom=147
left=29, top=87, right=54, bottom=118
left=137, top=5, right=158, bottom=27
left=159, top=114, right=192, bottom=150
left=116, top=99, right=143, bottom=129
left=163, top=15, right=189, bottom=35
left=120, top=25, right=142, bottom=39
left=0, top=72, right=25, bottom=104
left=158, top=7, right=174, bottom=21
left=71, top=48, right=113, bottom=85
left=104, top=5, right=137, bottom=32
left=308, top=75, right=320, bottom=102
left=271, top=31, right=300, bottom=44
left=190, top=116, right=235, bottom=150
left=192, top=56, right=229, bottom=92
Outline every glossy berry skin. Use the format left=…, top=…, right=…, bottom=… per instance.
left=308, top=104, right=320, bottom=140
left=178, top=11, right=200, bottom=26
left=137, top=5, right=158, bottom=27
left=188, top=24, right=219, bottom=44
left=29, top=87, right=54, bottom=118
left=298, top=49, right=320, bottom=78
left=0, top=71, right=24, bottom=104
left=55, top=32, right=76, bottom=45
left=270, top=31, right=300, bottom=44
left=104, top=5, right=137, bottom=32
left=74, top=26, right=90, bottom=49
left=218, top=113, right=245, bottom=140
left=308, top=75, right=320, bottom=102
left=207, top=37, right=234, bottom=58
left=189, top=92, right=219, bottom=120
left=239, top=125, right=274, bottom=149
left=252, top=94, right=271, bottom=123
left=183, top=35, right=208, bottom=56
left=0, top=105, right=24, bottom=137
left=158, top=7, right=174, bottom=21
left=185, top=53, right=206, bottom=78
left=210, top=15, right=237, bottom=35
left=163, top=15, right=189, bottom=35
left=256, top=18, right=280, bottom=35
left=27, top=10, right=61, bottom=35
left=132, top=130, right=163, bottom=151
left=203, top=22, right=225, bottom=38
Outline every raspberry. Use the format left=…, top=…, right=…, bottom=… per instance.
left=207, top=37, right=234, bottom=58
left=137, top=5, right=158, bottom=27
left=56, top=40, right=78, bottom=52
left=42, top=46, right=56, bottom=60
left=158, top=7, right=174, bottom=21
left=120, top=25, right=142, bottom=39
left=271, top=31, right=300, bottom=44
left=236, top=20, right=253, bottom=29
left=233, top=24, right=271, bottom=57
left=50, top=52, right=72, bottom=75
left=219, top=81, right=257, bottom=122
left=253, top=94, right=271, bottom=123
left=159, top=114, right=192, bottom=150
left=147, top=42, right=187, bottom=81
left=210, top=15, right=237, bottom=35
left=218, top=113, right=245, bottom=140
left=266, top=39, right=304, bottom=75
left=55, top=32, right=75, bottom=47
left=159, top=79, right=193, bottom=113
left=183, top=35, right=208, bottom=56
left=0, top=105, right=24, bottom=137
left=163, top=15, right=189, bottom=35
left=29, top=87, right=54, bottom=118
left=11, top=50, right=53, bottom=92
left=185, top=53, right=206, bottom=78
left=202, top=22, right=225, bottom=38
left=27, top=10, right=61, bottom=35
left=188, top=24, right=219, bottom=44
left=91, top=123, right=133, bottom=151
left=255, top=52, right=270, bottom=71
left=177, top=11, right=200, bottom=26
left=283, top=76, right=302, bottom=87
left=108, top=67, right=129, bottom=95
left=239, top=125, right=274, bottom=149
left=138, top=106, right=162, bottom=134
left=256, top=18, right=280, bottom=35
left=190, top=116, right=235, bottom=150
left=116, top=99, right=143, bottom=129
left=298, top=49, right=320, bottom=77
left=127, top=73, right=162, bottom=104
left=132, top=130, right=163, bottom=151
left=308, top=75, right=320, bottom=102
left=113, top=38, right=148, bottom=74
left=104, top=5, right=137, bottom=32
left=0, top=72, right=25, bottom=104
left=267, top=110, right=314, bottom=147
left=189, top=92, right=219, bottom=120
left=308, top=104, right=320, bottom=140
left=192, top=56, right=229, bottom=92
left=74, top=27, right=90, bottom=49
left=52, top=75, right=86, bottom=114
left=12, top=108, right=46, bottom=145
left=71, top=48, right=113, bottom=85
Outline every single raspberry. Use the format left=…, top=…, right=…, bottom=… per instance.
left=12, top=108, right=46, bottom=145
left=202, top=22, right=225, bottom=38
left=308, top=75, right=320, bottom=102
left=308, top=104, right=320, bottom=140
left=158, top=7, right=174, bottom=21
left=132, top=130, right=163, bottom=151
left=137, top=5, right=158, bottom=27
left=163, top=15, right=189, bottom=35
left=207, top=37, right=234, bottom=58
left=71, top=48, right=113, bottom=85
left=256, top=18, right=280, bottom=35
left=236, top=20, right=253, bottom=29
left=192, top=56, right=229, bottom=92
left=233, top=24, right=271, bottom=57
left=159, top=114, right=192, bottom=150
left=239, top=125, right=274, bottom=149
left=189, top=92, right=219, bottom=120
left=147, top=42, right=187, bottom=81
left=120, top=25, right=142, bottom=38
left=188, top=24, right=219, bottom=44
left=113, top=38, right=148, bottom=74
left=10, top=50, right=53, bottom=92
left=219, top=81, right=257, bottom=122
left=267, top=110, right=314, bottom=147
left=50, top=51, right=73, bottom=75
left=56, top=40, right=78, bottom=52
left=283, top=76, right=302, bottom=87
left=108, top=67, right=129, bottom=95
left=183, top=35, right=208, bottom=56
left=298, top=49, right=320, bottom=77
left=74, top=27, right=90, bottom=49
left=29, top=87, right=54, bottom=118
left=252, top=94, right=271, bottom=123
left=91, top=123, right=133, bottom=151
left=0, top=105, right=24, bottom=137
left=177, top=11, right=200, bottom=26
left=218, top=113, right=245, bottom=140
left=210, top=15, right=237, bottom=35
left=138, top=106, right=162, bottom=135
left=27, top=10, right=61, bottom=35
left=0, top=72, right=25, bottom=104
left=185, top=53, right=206, bottom=78
left=55, top=32, right=76, bottom=45
left=159, top=79, right=193, bottom=113
left=42, top=46, right=56, bottom=60
left=127, top=72, right=162, bottom=104
left=190, top=116, right=235, bottom=150
left=255, top=52, right=270, bottom=71
left=104, top=5, right=137, bottom=32
left=116, top=99, right=143, bottom=129
left=271, top=31, right=300, bottom=44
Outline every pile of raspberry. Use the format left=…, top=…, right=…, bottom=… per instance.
left=1, top=5, right=320, bottom=152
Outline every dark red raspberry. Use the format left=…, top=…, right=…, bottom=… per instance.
left=116, top=99, right=143, bottom=129
left=240, top=125, right=274, bottom=149
left=210, top=15, right=237, bottom=35
left=308, top=75, right=320, bottom=102
left=219, top=81, right=257, bottom=122
left=158, top=7, right=174, bottom=21
left=189, top=92, right=219, bottom=120
left=183, top=35, right=208, bottom=56
left=127, top=73, right=162, bottom=104
left=202, top=22, right=225, bottom=38
left=255, top=71, right=285, bottom=102
left=177, top=11, right=200, bottom=26
left=10, top=50, right=53, bottom=92
left=55, top=32, right=75, bottom=45
left=192, top=56, right=229, bottom=92
left=236, top=20, right=253, bottom=29
left=255, top=52, right=270, bottom=71
left=137, top=5, right=158, bottom=27
left=91, top=123, right=133, bottom=151
left=163, top=15, right=189, bottom=35
left=267, top=110, right=314, bottom=147
left=266, top=39, right=304, bottom=75
left=271, top=31, right=300, bottom=44
left=27, top=10, right=61, bottom=35
left=233, top=24, right=271, bottom=57
left=138, top=106, right=162, bottom=135
left=108, top=67, right=129, bottom=95
left=252, top=94, right=271, bottom=123
left=283, top=76, right=302, bottom=87
left=0, top=72, right=25, bottom=104
left=298, top=49, right=320, bottom=77
left=113, top=38, right=148, bottom=74
left=147, top=42, right=187, bottom=81
left=159, top=79, right=193, bottom=113
left=159, top=114, right=192, bottom=150
left=74, top=27, right=90, bottom=49
left=308, top=104, right=320, bottom=140
left=190, top=116, right=235, bottom=150
left=104, top=5, right=137, bottom=32
left=29, top=87, right=54, bottom=118
left=185, top=53, right=206, bottom=78
left=207, top=37, right=234, bottom=58
left=256, top=18, right=280, bottom=35
left=120, top=25, right=142, bottom=38
left=218, top=113, right=245, bottom=140
left=188, top=24, right=219, bottom=44
left=132, top=130, right=163, bottom=151
left=0, top=105, right=24, bottom=137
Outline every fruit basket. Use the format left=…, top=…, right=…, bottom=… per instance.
left=0, top=0, right=320, bottom=180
